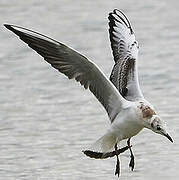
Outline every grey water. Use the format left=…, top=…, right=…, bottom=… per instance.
left=0, top=0, right=179, bottom=179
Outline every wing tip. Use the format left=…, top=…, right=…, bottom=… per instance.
left=113, top=8, right=121, bottom=14
left=108, top=9, right=134, bottom=34
left=4, top=23, right=61, bottom=45
left=4, top=24, right=20, bottom=35
left=4, top=24, right=13, bottom=31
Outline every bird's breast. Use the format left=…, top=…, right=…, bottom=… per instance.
left=111, top=106, right=143, bottom=140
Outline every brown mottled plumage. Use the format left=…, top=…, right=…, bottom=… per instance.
left=139, top=102, right=156, bottom=119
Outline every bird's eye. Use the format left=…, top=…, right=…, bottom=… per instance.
left=157, top=126, right=161, bottom=131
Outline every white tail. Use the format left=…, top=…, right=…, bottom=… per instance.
left=90, top=132, right=117, bottom=153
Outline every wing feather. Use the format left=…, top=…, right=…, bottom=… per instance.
left=108, top=9, right=143, bottom=101
left=4, top=24, right=129, bottom=122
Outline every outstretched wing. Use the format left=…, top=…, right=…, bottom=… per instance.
left=4, top=24, right=130, bottom=122
left=108, top=9, right=143, bottom=101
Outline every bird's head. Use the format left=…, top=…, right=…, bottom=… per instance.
left=139, top=103, right=173, bottom=143
left=144, top=114, right=173, bottom=143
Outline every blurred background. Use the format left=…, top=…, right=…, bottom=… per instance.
left=0, top=0, right=179, bottom=179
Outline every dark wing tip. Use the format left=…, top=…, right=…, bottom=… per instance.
left=108, top=12, right=113, bottom=19
left=113, top=8, right=120, bottom=13
left=4, top=24, right=21, bottom=36
left=109, top=9, right=134, bottom=34
left=4, top=24, right=61, bottom=46
left=113, top=9, right=124, bottom=14
left=4, top=24, right=13, bottom=31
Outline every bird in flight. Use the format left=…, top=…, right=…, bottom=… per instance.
left=4, top=9, right=173, bottom=177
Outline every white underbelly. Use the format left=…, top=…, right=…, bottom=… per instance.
left=120, top=124, right=143, bottom=139
left=110, top=107, right=143, bottom=140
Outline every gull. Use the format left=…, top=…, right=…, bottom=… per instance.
left=4, top=9, right=173, bottom=177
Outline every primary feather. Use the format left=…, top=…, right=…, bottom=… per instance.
left=4, top=24, right=129, bottom=122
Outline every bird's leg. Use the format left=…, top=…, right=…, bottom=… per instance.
left=127, top=138, right=135, bottom=171
left=114, top=143, right=120, bottom=177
